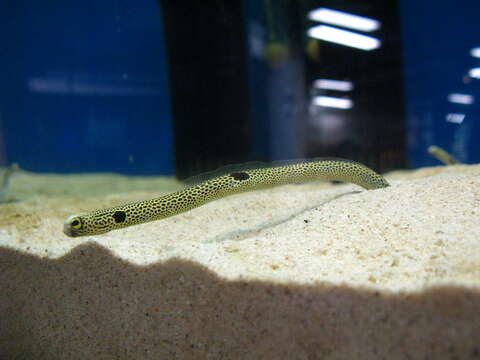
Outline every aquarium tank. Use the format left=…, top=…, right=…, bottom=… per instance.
left=1, top=0, right=479, bottom=359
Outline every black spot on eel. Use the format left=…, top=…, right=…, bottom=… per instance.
left=63, top=158, right=389, bottom=237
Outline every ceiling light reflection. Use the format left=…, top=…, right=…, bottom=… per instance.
left=447, top=93, right=474, bottom=105
left=468, top=67, right=480, bottom=79
left=308, top=7, right=380, bottom=32
left=313, top=79, right=353, bottom=91
left=445, top=113, right=466, bottom=124
left=313, top=96, right=353, bottom=109
left=307, top=25, right=381, bottom=51
left=470, top=47, right=480, bottom=58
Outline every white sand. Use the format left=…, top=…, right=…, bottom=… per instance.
left=0, top=165, right=479, bottom=359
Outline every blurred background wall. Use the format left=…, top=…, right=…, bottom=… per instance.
left=400, top=0, right=480, bottom=168
left=0, top=0, right=479, bottom=177
left=0, top=0, right=174, bottom=175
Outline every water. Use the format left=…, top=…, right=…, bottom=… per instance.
left=1, top=1, right=479, bottom=182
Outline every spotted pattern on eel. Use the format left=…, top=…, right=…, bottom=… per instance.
left=63, top=158, right=389, bottom=237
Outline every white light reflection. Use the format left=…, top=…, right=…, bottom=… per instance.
left=445, top=113, right=466, bottom=124
left=313, top=96, right=353, bottom=109
left=447, top=93, right=474, bottom=105
left=468, top=67, right=480, bottom=79
left=313, top=79, right=353, bottom=91
left=308, top=7, right=380, bottom=32
left=307, top=25, right=381, bottom=51
left=470, top=47, right=480, bottom=58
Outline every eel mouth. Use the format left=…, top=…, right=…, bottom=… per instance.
left=63, top=215, right=79, bottom=237
left=63, top=222, right=75, bottom=237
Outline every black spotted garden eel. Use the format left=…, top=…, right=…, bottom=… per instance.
left=63, top=158, right=389, bottom=237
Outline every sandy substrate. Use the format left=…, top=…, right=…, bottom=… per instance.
left=0, top=165, right=479, bottom=359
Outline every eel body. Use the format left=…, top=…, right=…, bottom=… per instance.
left=63, top=158, right=389, bottom=237
left=427, top=145, right=461, bottom=165
left=0, top=163, right=19, bottom=203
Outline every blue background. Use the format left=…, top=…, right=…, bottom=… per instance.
left=0, top=0, right=174, bottom=175
left=400, top=0, right=480, bottom=167
left=1, top=0, right=479, bottom=174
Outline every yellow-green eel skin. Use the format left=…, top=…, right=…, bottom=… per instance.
left=63, top=158, right=389, bottom=237
left=427, top=145, right=461, bottom=165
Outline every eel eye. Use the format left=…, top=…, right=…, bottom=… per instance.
left=71, top=218, right=82, bottom=229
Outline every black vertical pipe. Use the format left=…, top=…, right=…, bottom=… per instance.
left=159, top=0, right=252, bottom=179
